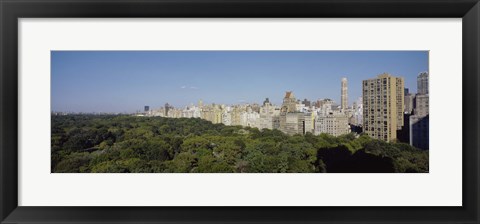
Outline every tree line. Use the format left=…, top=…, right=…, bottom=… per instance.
left=51, top=115, right=429, bottom=173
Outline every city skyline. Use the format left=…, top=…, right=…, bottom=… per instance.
left=51, top=51, right=428, bottom=113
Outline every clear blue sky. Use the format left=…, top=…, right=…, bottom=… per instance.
left=51, top=51, right=428, bottom=113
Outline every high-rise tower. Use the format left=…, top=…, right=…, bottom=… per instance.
left=341, top=77, right=348, bottom=110
left=363, top=73, right=404, bottom=142
left=417, top=72, right=429, bottom=94
left=410, top=71, right=429, bottom=150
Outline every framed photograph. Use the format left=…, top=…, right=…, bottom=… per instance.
left=50, top=50, right=430, bottom=174
left=1, top=0, right=479, bottom=223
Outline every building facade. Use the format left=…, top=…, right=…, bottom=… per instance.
left=259, top=98, right=281, bottom=130
left=280, top=112, right=306, bottom=135
left=315, top=112, right=350, bottom=137
left=417, top=71, right=429, bottom=95
left=410, top=93, right=429, bottom=150
left=410, top=114, right=429, bottom=150
left=404, top=93, right=415, bottom=114
left=362, top=73, right=405, bottom=142
left=352, top=97, right=363, bottom=126
left=278, top=91, right=306, bottom=135
left=281, top=91, right=297, bottom=113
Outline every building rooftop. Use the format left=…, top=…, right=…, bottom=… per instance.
left=284, top=91, right=295, bottom=99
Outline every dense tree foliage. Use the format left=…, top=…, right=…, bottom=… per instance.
left=51, top=115, right=429, bottom=173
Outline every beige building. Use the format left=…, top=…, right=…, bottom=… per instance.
left=279, top=91, right=306, bottom=135
left=315, top=112, right=350, bottom=137
left=280, top=112, right=305, bottom=135
left=362, top=73, right=405, bottom=142
left=200, top=104, right=222, bottom=124
left=281, top=91, right=297, bottom=113
left=259, top=99, right=281, bottom=130
left=303, top=112, right=314, bottom=134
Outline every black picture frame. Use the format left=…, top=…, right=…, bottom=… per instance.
left=1, top=0, right=479, bottom=223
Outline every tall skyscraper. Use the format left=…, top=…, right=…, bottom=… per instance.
left=341, top=77, right=348, bottom=110
left=417, top=71, right=429, bottom=94
left=363, top=73, right=405, bottom=142
left=144, top=106, right=149, bottom=112
left=410, top=72, right=429, bottom=150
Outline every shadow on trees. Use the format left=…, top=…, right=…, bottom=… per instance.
left=317, top=145, right=395, bottom=173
